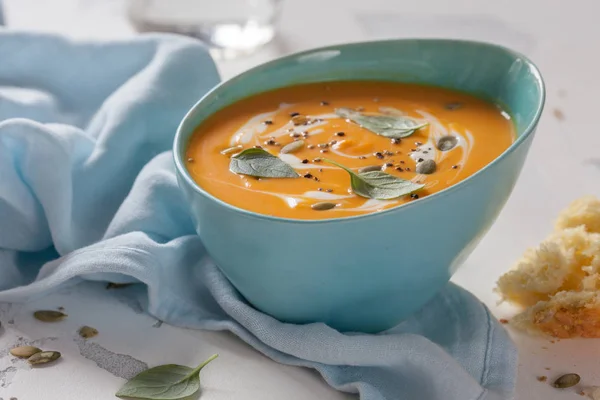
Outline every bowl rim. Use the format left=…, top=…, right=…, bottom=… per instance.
left=173, top=38, right=546, bottom=225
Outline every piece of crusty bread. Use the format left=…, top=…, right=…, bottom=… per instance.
left=511, top=291, right=600, bottom=338
left=496, top=196, right=600, bottom=338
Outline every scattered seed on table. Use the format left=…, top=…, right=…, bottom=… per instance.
left=33, top=310, right=67, bottom=323
left=28, top=351, right=61, bottom=366
left=553, top=373, right=580, bottom=388
left=79, top=326, right=99, bottom=339
left=10, top=346, right=42, bottom=358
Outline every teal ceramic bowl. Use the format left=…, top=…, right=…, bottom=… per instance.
left=174, top=39, right=545, bottom=333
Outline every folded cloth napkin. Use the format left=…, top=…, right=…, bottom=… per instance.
left=0, top=29, right=517, bottom=400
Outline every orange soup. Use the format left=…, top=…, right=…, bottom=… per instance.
left=186, top=81, right=515, bottom=219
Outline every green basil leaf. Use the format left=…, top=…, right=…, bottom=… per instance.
left=335, top=107, right=428, bottom=139
left=229, top=148, right=299, bottom=178
left=116, top=354, right=218, bottom=400
left=324, top=159, right=424, bottom=200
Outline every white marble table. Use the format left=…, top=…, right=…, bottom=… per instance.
left=2, top=0, right=600, bottom=399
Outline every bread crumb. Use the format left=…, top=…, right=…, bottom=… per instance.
left=545, top=367, right=551, bottom=370
left=496, top=196, right=600, bottom=338
left=578, top=390, right=585, bottom=396
left=537, top=376, right=547, bottom=382
left=553, top=108, right=565, bottom=120
left=499, top=318, right=509, bottom=324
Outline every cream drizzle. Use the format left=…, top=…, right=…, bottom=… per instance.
left=221, top=104, right=472, bottom=213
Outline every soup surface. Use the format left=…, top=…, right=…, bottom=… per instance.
left=186, top=81, right=515, bottom=219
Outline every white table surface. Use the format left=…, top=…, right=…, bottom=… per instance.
left=2, top=0, right=600, bottom=399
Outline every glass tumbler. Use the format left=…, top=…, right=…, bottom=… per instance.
left=128, top=0, right=282, bottom=59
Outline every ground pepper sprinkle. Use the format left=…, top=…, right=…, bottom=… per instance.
left=335, top=131, right=345, bottom=136
left=536, top=376, right=547, bottom=382
left=263, top=120, right=273, bottom=125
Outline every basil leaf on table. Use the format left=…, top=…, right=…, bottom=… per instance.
left=229, top=148, right=299, bottom=178
left=335, top=107, right=428, bottom=139
left=116, top=354, right=218, bottom=400
left=324, top=159, right=424, bottom=200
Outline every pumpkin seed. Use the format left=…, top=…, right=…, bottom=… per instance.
left=280, top=140, right=305, bottom=154
left=358, top=165, right=382, bottom=174
left=311, top=202, right=337, bottom=211
left=437, top=136, right=458, bottom=151
left=291, top=115, right=308, bottom=125
left=553, top=373, right=580, bottom=388
left=78, top=326, right=98, bottom=339
left=28, top=351, right=61, bottom=365
left=33, top=310, right=67, bottom=322
left=106, top=282, right=132, bottom=289
left=10, top=346, right=42, bottom=358
left=416, top=159, right=436, bottom=175
left=220, top=145, right=243, bottom=155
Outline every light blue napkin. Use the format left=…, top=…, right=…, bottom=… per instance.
left=0, top=28, right=517, bottom=400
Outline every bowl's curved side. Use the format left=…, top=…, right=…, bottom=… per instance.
left=173, top=38, right=545, bottom=332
